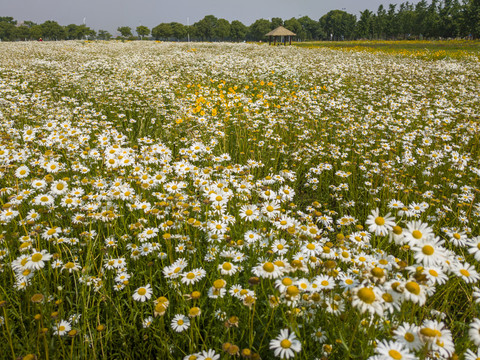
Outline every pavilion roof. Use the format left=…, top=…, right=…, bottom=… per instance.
left=265, top=26, right=296, bottom=37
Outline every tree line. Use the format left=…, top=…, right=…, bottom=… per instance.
left=1, top=0, right=479, bottom=42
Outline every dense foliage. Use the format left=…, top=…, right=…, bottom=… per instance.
left=1, top=0, right=480, bottom=42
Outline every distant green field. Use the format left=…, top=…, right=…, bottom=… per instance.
left=294, top=40, right=480, bottom=60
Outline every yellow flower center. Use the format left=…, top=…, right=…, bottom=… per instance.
left=266, top=206, right=274, bottom=212
left=286, top=285, right=299, bottom=297
left=388, top=349, right=402, bottom=360
left=222, top=262, right=232, bottom=271
left=31, top=253, right=43, bottom=262
left=420, top=327, right=441, bottom=337
left=282, top=278, right=292, bottom=286
left=177, top=319, right=184, bottom=325
left=189, top=307, right=200, bottom=316
left=405, top=281, right=420, bottom=295
left=40, top=196, right=49, bottom=202
left=213, top=279, right=226, bottom=289
left=382, top=293, right=393, bottom=302
left=422, top=245, right=434, bottom=255
left=375, top=217, right=385, bottom=226
left=321, top=280, right=329, bottom=286
left=460, top=269, right=470, bottom=277
left=65, top=262, right=75, bottom=269
left=138, top=288, right=147, bottom=296
left=453, top=233, right=461, bottom=240
left=47, top=229, right=56, bottom=236
left=392, top=226, right=402, bottom=235
left=404, top=333, right=415, bottom=342
left=357, top=287, right=375, bottom=304
left=429, top=269, right=438, bottom=277
left=263, top=262, right=274, bottom=273
left=280, top=339, right=291, bottom=349
left=412, top=230, right=422, bottom=239
left=306, top=243, right=315, bottom=250
left=371, top=267, right=385, bottom=278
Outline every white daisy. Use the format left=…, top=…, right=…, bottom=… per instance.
left=269, top=329, right=302, bottom=359
left=132, top=284, right=152, bottom=302
left=171, top=314, right=190, bottom=332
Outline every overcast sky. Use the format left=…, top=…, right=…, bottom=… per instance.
left=1, top=0, right=423, bottom=35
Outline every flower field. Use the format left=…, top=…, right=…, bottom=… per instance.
left=0, top=41, right=479, bottom=360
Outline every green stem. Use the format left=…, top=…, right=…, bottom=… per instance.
left=2, top=307, right=16, bottom=360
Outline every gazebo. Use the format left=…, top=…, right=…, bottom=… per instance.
left=265, top=26, right=296, bottom=45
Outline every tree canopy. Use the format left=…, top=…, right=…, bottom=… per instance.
left=1, top=1, right=479, bottom=42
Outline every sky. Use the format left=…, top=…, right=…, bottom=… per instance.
left=1, top=0, right=424, bottom=36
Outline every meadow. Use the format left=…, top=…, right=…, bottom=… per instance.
left=296, top=40, right=480, bottom=61
left=0, top=40, right=479, bottom=360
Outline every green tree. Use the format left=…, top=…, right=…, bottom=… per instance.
left=136, top=25, right=150, bottom=39
left=271, top=17, right=283, bottom=29
left=65, top=24, right=94, bottom=40
left=0, top=17, right=16, bottom=25
left=356, top=9, right=375, bottom=39
left=23, top=20, right=36, bottom=28
left=65, top=24, right=79, bottom=39
left=247, top=18, right=271, bottom=41
left=414, top=0, right=429, bottom=37
left=117, top=26, right=132, bottom=38
left=439, top=0, right=462, bottom=38
left=320, top=10, right=356, bottom=40
left=375, top=5, right=387, bottom=39
left=98, top=30, right=112, bottom=40
left=397, top=2, right=415, bottom=39
left=230, top=20, right=247, bottom=41
left=385, top=4, right=399, bottom=39
left=30, top=25, right=43, bottom=40
left=193, top=15, right=218, bottom=40
left=283, top=17, right=304, bottom=40
left=298, top=16, right=322, bottom=40
left=0, top=17, right=17, bottom=41
left=215, top=18, right=230, bottom=40
left=16, top=25, right=30, bottom=40
left=151, top=23, right=172, bottom=40
left=465, top=0, right=480, bottom=38
left=424, top=0, right=441, bottom=38
left=170, top=22, right=187, bottom=40
left=40, top=20, right=66, bottom=40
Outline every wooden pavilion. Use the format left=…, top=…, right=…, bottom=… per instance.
left=266, top=26, right=296, bottom=45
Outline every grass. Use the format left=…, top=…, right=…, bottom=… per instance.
left=294, top=39, right=480, bottom=60
left=0, top=40, right=479, bottom=359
